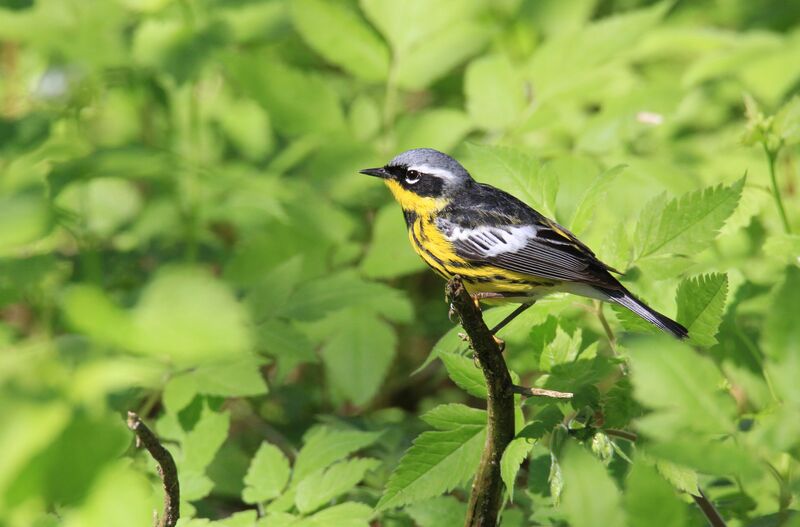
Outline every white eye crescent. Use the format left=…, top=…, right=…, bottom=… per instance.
left=405, top=170, right=421, bottom=184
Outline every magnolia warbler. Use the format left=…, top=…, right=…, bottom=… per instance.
left=361, top=148, right=688, bottom=339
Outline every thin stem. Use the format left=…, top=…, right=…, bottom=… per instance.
left=692, top=490, right=727, bottom=527
left=594, top=301, right=617, bottom=353
left=512, top=385, right=574, bottom=399
left=127, top=412, right=180, bottom=527
left=763, top=143, right=792, bottom=233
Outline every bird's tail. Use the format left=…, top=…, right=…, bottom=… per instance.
left=603, top=287, right=688, bottom=340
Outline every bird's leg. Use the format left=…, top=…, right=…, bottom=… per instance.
left=490, top=302, right=534, bottom=335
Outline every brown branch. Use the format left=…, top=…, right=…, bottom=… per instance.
left=127, top=411, right=180, bottom=527
left=446, top=276, right=515, bottom=527
left=693, top=490, right=728, bottom=527
left=512, top=385, right=573, bottom=399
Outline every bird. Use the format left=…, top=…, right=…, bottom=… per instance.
left=360, top=148, right=688, bottom=340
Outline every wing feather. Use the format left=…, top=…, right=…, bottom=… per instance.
left=436, top=214, right=618, bottom=287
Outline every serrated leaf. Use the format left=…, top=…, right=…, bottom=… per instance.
left=634, top=178, right=744, bottom=261
left=439, top=352, right=487, bottom=398
left=560, top=443, right=625, bottom=527
left=291, top=0, right=389, bottom=81
left=293, top=426, right=382, bottom=483
left=500, top=437, right=534, bottom=498
left=376, top=425, right=485, bottom=510
left=421, top=404, right=486, bottom=430
left=653, top=460, right=699, bottom=495
left=465, top=53, right=526, bottom=130
left=256, top=319, right=318, bottom=382
left=242, top=442, right=291, bottom=504
left=295, top=458, right=379, bottom=513
left=625, top=462, right=687, bottom=527
left=676, top=273, right=728, bottom=347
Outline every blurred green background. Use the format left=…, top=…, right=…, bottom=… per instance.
left=1, top=0, right=800, bottom=526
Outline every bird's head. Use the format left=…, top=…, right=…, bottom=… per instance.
left=360, top=148, right=473, bottom=213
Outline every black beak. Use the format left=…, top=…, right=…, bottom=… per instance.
left=359, top=167, right=389, bottom=179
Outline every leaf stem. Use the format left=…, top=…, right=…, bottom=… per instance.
left=763, top=143, right=792, bottom=233
left=692, top=489, right=728, bottom=527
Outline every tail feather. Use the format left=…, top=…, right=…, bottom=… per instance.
left=605, top=288, right=688, bottom=340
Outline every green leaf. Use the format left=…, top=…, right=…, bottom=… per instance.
left=65, top=461, right=153, bottom=527
left=395, top=109, right=473, bottom=153
left=463, top=144, right=557, bottom=217
left=181, top=406, right=230, bottom=474
left=242, top=442, right=291, bottom=504
left=256, top=319, right=318, bottom=382
left=634, top=178, right=744, bottom=261
left=569, top=164, right=626, bottom=235
left=361, top=204, right=426, bottom=279
left=376, top=425, right=485, bottom=510
left=627, top=337, right=736, bottom=437
left=439, top=352, right=487, bottom=399
left=528, top=2, right=667, bottom=102
left=625, top=462, right=687, bottom=527
left=501, top=437, right=533, bottom=498
left=132, top=266, right=253, bottom=365
left=277, top=271, right=412, bottom=323
left=405, top=496, right=467, bottom=527
left=360, top=0, right=491, bottom=89
left=421, top=404, right=486, bottom=430
left=465, top=53, right=526, bottom=130
left=538, top=326, right=582, bottom=372
left=773, top=95, right=800, bottom=146
left=318, top=310, right=397, bottom=405
left=290, top=0, right=389, bottom=81
left=164, top=357, right=268, bottom=414
left=676, top=273, right=728, bottom=347
left=293, top=426, right=382, bottom=483
left=295, top=502, right=373, bottom=527
left=295, top=458, right=379, bottom=513
left=654, top=460, right=699, bottom=496
left=762, top=266, right=800, bottom=361
left=647, top=438, right=762, bottom=480
left=560, top=443, right=625, bottom=527
left=227, top=57, right=345, bottom=137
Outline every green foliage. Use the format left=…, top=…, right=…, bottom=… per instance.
left=2, top=0, right=800, bottom=525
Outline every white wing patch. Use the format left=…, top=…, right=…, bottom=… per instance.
left=438, top=219, right=537, bottom=257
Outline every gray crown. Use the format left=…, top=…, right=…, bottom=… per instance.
left=388, top=148, right=472, bottom=180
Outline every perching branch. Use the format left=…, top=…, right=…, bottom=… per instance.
left=127, top=411, right=180, bottom=527
left=446, top=276, right=515, bottom=527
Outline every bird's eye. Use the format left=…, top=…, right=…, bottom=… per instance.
left=405, top=170, right=421, bottom=184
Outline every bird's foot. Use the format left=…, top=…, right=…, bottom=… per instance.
left=448, top=302, right=460, bottom=323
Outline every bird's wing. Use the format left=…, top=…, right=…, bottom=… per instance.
left=436, top=210, right=619, bottom=287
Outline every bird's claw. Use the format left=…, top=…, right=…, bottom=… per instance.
left=448, top=303, right=460, bottom=323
